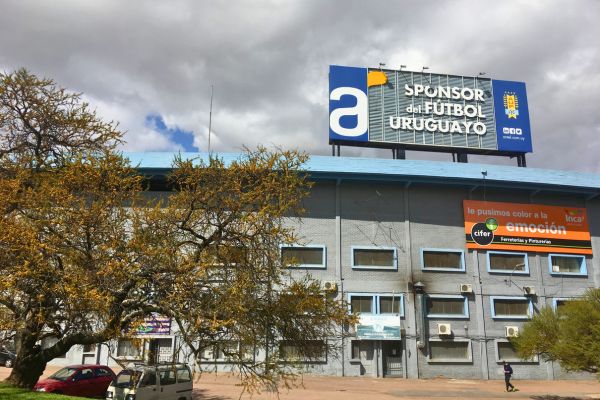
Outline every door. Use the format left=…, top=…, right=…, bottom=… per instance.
left=149, top=338, right=173, bottom=364
left=158, top=367, right=178, bottom=399
left=136, top=369, right=159, bottom=400
left=358, top=341, right=374, bottom=376
left=382, top=341, right=403, bottom=377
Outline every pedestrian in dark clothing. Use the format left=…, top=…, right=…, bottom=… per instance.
left=503, top=361, right=518, bottom=392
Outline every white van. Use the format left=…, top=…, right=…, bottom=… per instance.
left=105, top=363, right=193, bottom=400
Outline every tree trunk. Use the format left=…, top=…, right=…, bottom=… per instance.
left=6, top=343, right=47, bottom=389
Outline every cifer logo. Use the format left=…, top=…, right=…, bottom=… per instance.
left=471, top=218, right=499, bottom=246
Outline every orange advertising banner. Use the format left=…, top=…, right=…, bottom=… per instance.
left=463, top=200, right=592, bottom=254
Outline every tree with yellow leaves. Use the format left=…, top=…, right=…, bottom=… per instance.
left=0, top=69, right=354, bottom=391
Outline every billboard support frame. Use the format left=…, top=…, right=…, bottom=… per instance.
left=330, top=139, right=527, bottom=167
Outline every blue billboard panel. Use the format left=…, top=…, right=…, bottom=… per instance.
left=492, top=80, right=533, bottom=152
left=328, top=65, right=534, bottom=154
left=329, top=65, right=368, bottom=142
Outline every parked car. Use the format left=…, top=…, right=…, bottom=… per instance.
left=106, top=363, right=193, bottom=400
left=0, top=346, right=15, bottom=368
left=34, top=364, right=116, bottom=397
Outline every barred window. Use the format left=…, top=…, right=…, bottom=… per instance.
left=427, top=296, right=468, bottom=317
left=281, top=246, right=326, bottom=268
left=429, top=341, right=471, bottom=362
left=422, top=249, right=464, bottom=271
left=352, top=247, right=396, bottom=269
left=488, top=252, right=527, bottom=273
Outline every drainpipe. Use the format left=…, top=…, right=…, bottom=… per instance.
left=336, top=178, right=344, bottom=376
left=413, top=282, right=426, bottom=350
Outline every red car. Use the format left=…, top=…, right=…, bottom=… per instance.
left=34, top=365, right=116, bottom=397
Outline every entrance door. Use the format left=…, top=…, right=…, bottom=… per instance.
left=358, top=341, right=374, bottom=376
left=382, top=341, right=403, bottom=377
left=149, top=338, right=173, bottom=364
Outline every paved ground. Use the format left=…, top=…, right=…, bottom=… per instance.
left=1, top=366, right=599, bottom=400
left=193, top=373, right=600, bottom=400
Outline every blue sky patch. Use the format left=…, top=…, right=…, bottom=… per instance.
left=145, top=114, right=198, bottom=152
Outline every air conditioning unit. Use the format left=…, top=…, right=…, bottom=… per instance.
left=322, top=281, right=338, bottom=292
left=460, top=283, right=473, bottom=294
left=523, top=286, right=536, bottom=296
left=505, top=326, right=520, bottom=337
left=552, top=265, right=560, bottom=273
left=437, top=323, right=452, bottom=336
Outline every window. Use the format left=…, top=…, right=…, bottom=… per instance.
left=158, top=368, right=176, bottom=385
left=116, top=339, right=141, bottom=358
left=279, top=340, right=326, bottom=362
left=82, top=343, right=96, bottom=353
left=351, top=247, right=397, bottom=270
left=549, top=254, right=587, bottom=275
left=139, top=371, right=156, bottom=387
left=348, top=293, right=404, bottom=316
left=426, top=295, right=469, bottom=318
left=428, top=340, right=472, bottom=363
left=552, top=298, right=572, bottom=315
left=487, top=251, right=529, bottom=274
left=176, top=367, right=191, bottom=383
left=379, top=296, right=402, bottom=314
left=350, top=296, right=373, bottom=314
left=490, top=297, right=532, bottom=319
left=281, top=245, right=326, bottom=269
left=95, top=368, right=113, bottom=377
left=421, top=249, right=465, bottom=272
left=495, top=340, right=538, bottom=363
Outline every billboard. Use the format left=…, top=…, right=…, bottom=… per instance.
left=329, top=65, right=532, bottom=153
left=356, top=315, right=401, bottom=340
left=464, top=200, right=591, bottom=254
left=135, top=314, right=172, bottom=335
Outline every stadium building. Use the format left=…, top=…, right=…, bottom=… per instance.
left=47, top=152, right=600, bottom=381
left=43, top=65, right=600, bottom=380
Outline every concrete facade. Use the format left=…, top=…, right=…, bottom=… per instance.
left=47, top=153, right=600, bottom=380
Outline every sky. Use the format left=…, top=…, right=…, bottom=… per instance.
left=1, top=0, right=599, bottom=172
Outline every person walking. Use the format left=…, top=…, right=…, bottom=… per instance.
left=503, top=361, right=518, bottom=392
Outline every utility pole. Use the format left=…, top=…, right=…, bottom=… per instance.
left=208, top=85, right=214, bottom=153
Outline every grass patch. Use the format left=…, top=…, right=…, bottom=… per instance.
left=0, top=382, right=89, bottom=400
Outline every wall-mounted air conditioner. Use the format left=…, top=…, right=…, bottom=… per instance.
left=460, top=283, right=473, bottom=294
left=437, top=323, right=452, bottom=336
left=523, top=286, right=536, bottom=296
left=505, top=326, right=519, bottom=337
left=322, top=281, right=338, bottom=292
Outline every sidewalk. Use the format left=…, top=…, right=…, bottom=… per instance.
left=193, top=373, right=600, bottom=400
left=1, top=366, right=599, bottom=399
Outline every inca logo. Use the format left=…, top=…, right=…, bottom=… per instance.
left=329, top=66, right=388, bottom=142
left=565, top=209, right=583, bottom=223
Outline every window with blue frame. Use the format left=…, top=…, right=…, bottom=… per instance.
left=351, top=247, right=397, bottom=270
left=490, top=296, right=533, bottom=319
left=426, top=295, right=469, bottom=318
left=487, top=251, right=529, bottom=274
left=548, top=254, right=587, bottom=276
left=281, top=245, right=326, bottom=269
left=421, top=248, right=465, bottom=272
left=348, top=293, right=404, bottom=317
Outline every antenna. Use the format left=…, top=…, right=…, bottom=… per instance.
left=208, top=85, right=214, bottom=153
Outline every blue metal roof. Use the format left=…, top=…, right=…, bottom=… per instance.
left=123, top=152, right=600, bottom=196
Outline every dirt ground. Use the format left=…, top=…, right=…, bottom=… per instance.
left=1, top=365, right=599, bottom=400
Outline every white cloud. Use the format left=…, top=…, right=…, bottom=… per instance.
left=1, top=0, right=599, bottom=171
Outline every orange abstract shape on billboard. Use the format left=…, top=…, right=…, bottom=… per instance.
left=367, top=71, right=387, bottom=87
